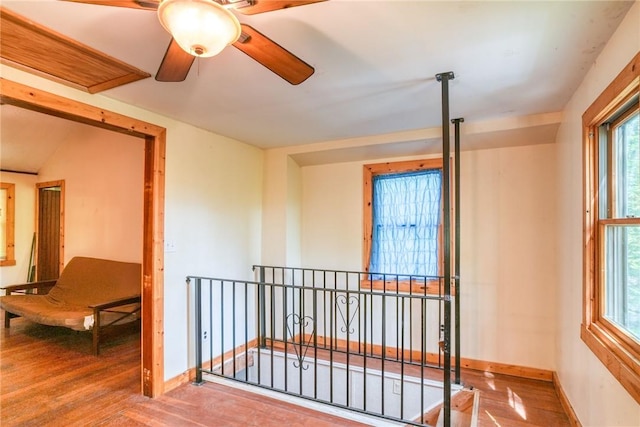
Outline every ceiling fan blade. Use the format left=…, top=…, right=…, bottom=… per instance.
left=155, top=39, right=195, bottom=82
left=233, top=24, right=314, bottom=85
left=232, top=0, right=325, bottom=15
left=63, top=0, right=159, bottom=11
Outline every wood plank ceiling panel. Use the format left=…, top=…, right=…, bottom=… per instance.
left=0, top=7, right=151, bottom=93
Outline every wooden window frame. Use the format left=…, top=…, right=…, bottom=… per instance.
left=582, top=52, right=640, bottom=404
left=362, top=158, right=453, bottom=295
left=0, top=182, right=16, bottom=267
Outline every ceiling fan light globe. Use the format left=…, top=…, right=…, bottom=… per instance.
left=157, top=0, right=241, bottom=58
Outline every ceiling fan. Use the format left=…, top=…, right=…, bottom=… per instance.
left=66, top=0, right=325, bottom=84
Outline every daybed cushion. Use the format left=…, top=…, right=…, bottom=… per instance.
left=0, top=256, right=141, bottom=331
left=0, top=295, right=93, bottom=330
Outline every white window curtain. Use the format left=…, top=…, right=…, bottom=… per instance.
left=370, top=170, right=442, bottom=278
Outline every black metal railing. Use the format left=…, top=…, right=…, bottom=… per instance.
left=188, top=265, right=459, bottom=426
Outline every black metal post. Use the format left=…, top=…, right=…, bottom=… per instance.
left=436, top=70, right=454, bottom=427
left=194, top=278, right=203, bottom=385
left=259, top=266, right=266, bottom=348
left=452, top=117, right=464, bottom=385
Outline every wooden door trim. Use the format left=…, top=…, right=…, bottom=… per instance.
left=35, top=180, right=65, bottom=280
left=0, top=78, right=166, bottom=398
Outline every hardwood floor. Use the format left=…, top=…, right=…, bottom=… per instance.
left=1, top=314, right=570, bottom=426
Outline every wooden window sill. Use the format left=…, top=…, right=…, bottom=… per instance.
left=360, top=279, right=456, bottom=296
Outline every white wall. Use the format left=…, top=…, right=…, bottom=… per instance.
left=555, top=2, right=640, bottom=426
left=299, top=144, right=558, bottom=370
left=163, top=122, right=263, bottom=377
left=461, top=145, right=558, bottom=368
left=38, top=125, right=144, bottom=264
left=261, top=149, right=289, bottom=265
left=261, top=149, right=303, bottom=267
left=0, top=64, right=264, bottom=382
left=286, top=156, right=302, bottom=267
left=0, top=172, right=37, bottom=287
left=300, top=161, right=363, bottom=271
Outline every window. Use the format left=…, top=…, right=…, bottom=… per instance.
left=583, top=52, right=640, bottom=404
left=0, top=182, right=16, bottom=267
left=363, top=158, right=447, bottom=294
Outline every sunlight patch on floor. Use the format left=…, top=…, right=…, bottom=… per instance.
left=485, top=410, right=501, bottom=426
left=483, top=371, right=496, bottom=390
left=507, top=387, right=527, bottom=420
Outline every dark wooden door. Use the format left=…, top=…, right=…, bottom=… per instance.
left=36, top=182, right=63, bottom=281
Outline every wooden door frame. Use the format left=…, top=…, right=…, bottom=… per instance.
left=35, top=180, right=65, bottom=281
left=0, top=78, right=165, bottom=398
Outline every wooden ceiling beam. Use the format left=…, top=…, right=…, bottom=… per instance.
left=0, top=7, right=150, bottom=94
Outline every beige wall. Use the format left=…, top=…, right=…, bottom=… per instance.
left=555, top=2, right=640, bottom=425
left=298, top=143, right=558, bottom=369
left=38, top=125, right=144, bottom=264
left=0, top=126, right=143, bottom=288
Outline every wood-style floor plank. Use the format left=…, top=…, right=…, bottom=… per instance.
left=1, top=313, right=571, bottom=426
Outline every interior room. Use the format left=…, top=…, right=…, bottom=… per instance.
left=0, top=1, right=639, bottom=426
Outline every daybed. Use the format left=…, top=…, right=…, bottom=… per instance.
left=0, top=256, right=141, bottom=355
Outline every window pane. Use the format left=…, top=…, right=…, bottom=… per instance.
left=599, top=125, right=609, bottom=218
left=370, top=170, right=441, bottom=277
left=614, top=112, right=640, bottom=218
left=0, top=188, right=6, bottom=260
left=604, top=224, right=640, bottom=341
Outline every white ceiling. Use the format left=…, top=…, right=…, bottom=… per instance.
left=0, top=105, right=127, bottom=174
left=0, top=0, right=636, bottom=172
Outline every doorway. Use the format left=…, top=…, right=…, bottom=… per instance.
left=0, top=77, right=166, bottom=397
left=35, top=180, right=64, bottom=281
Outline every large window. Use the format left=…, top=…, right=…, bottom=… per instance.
left=363, top=158, right=446, bottom=293
left=583, top=52, right=640, bottom=404
left=602, top=108, right=640, bottom=341
left=0, top=182, right=16, bottom=267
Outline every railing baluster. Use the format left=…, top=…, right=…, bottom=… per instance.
left=256, top=276, right=262, bottom=386
left=323, top=270, right=328, bottom=351
left=220, top=280, right=224, bottom=377
left=409, top=277, right=414, bottom=364
left=329, top=279, right=334, bottom=404
left=244, top=281, right=248, bottom=382
left=438, top=276, right=443, bottom=368
left=370, top=273, right=374, bottom=361
left=381, top=284, right=386, bottom=416
left=346, top=287, right=350, bottom=407
left=259, top=266, right=266, bottom=348
left=299, top=283, right=303, bottom=395
left=421, top=295, right=426, bottom=423
left=313, top=278, right=318, bottom=400
left=194, top=278, right=203, bottom=385
left=400, top=294, right=405, bottom=420
left=363, top=277, right=368, bottom=413
left=232, top=281, right=237, bottom=378
left=395, top=275, right=400, bottom=361
left=283, top=275, right=288, bottom=393
left=209, top=280, right=213, bottom=373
